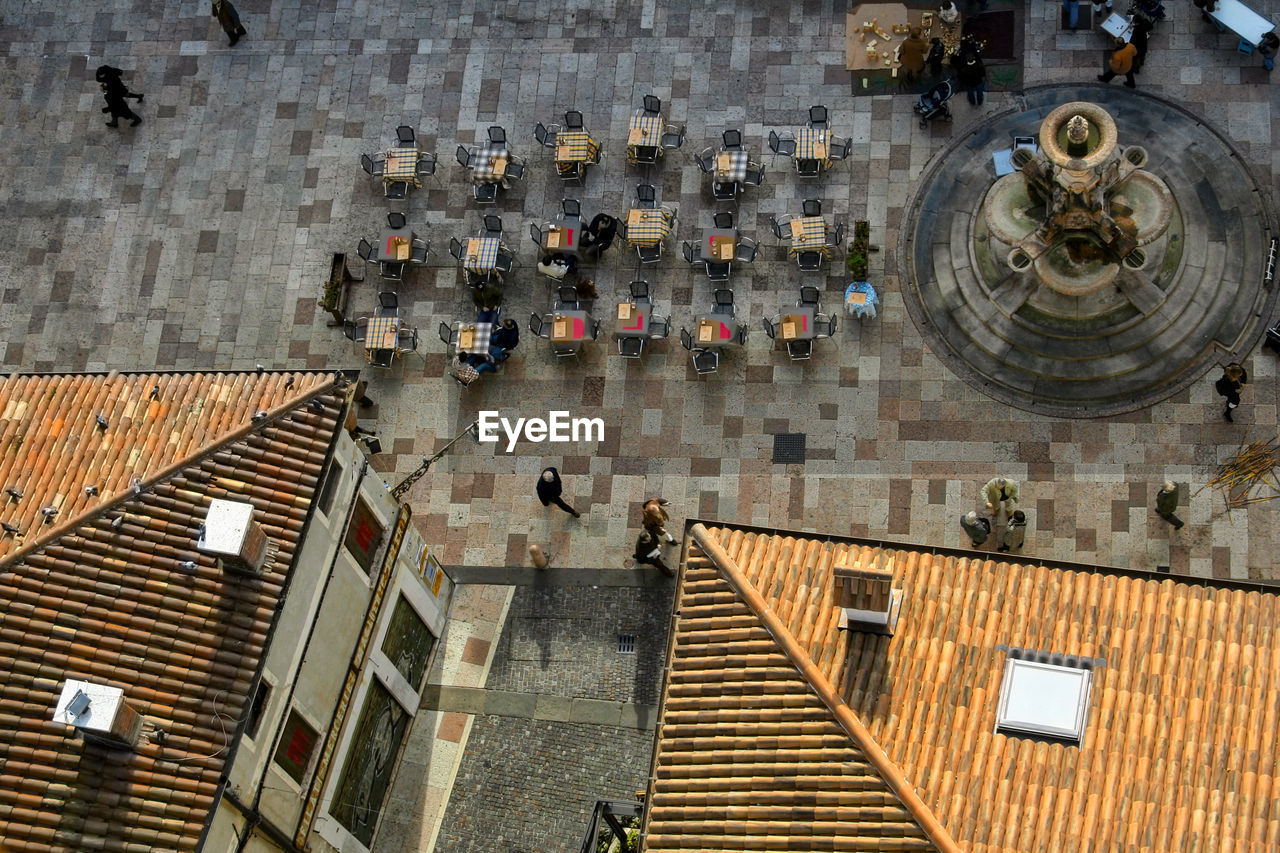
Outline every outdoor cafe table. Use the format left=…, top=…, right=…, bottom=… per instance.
left=795, top=126, right=831, bottom=166
left=456, top=321, right=493, bottom=357
left=541, top=223, right=580, bottom=256
left=615, top=301, right=650, bottom=339
left=700, top=229, right=737, bottom=263
left=384, top=146, right=421, bottom=187
left=693, top=314, right=737, bottom=347
left=713, top=149, right=749, bottom=182
left=627, top=114, right=663, bottom=159
left=625, top=208, right=672, bottom=246
left=789, top=216, right=831, bottom=255
left=550, top=310, right=593, bottom=346
left=555, top=131, right=601, bottom=170
left=462, top=237, right=501, bottom=275
left=470, top=146, right=510, bottom=185
left=364, top=315, right=401, bottom=359
left=376, top=226, right=414, bottom=262
left=1208, top=0, right=1275, bottom=44
left=778, top=305, right=817, bottom=342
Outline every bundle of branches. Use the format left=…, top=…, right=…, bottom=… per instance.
left=1201, top=438, right=1280, bottom=509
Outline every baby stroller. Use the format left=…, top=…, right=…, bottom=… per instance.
left=914, top=80, right=954, bottom=128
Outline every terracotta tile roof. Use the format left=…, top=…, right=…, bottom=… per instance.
left=0, top=371, right=341, bottom=852
left=643, top=523, right=1280, bottom=853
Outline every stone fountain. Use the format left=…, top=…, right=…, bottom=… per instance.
left=901, top=86, right=1276, bottom=417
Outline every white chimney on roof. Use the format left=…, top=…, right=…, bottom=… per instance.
left=833, top=556, right=903, bottom=635
left=197, top=499, right=268, bottom=574
left=52, top=680, right=142, bottom=748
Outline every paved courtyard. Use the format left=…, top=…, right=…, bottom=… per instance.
left=2, top=0, right=1279, bottom=849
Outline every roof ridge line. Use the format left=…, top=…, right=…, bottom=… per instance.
left=0, top=378, right=338, bottom=570
left=688, top=523, right=962, bottom=853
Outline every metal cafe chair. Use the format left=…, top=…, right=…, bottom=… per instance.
left=713, top=210, right=734, bottom=229
left=796, top=157, right=821, bottom=178
left=642, top=94, right=662, bottom=115
left=529, top=312, right=551, bottom=339
left=768, top=129, right=796, bottom=158
left=396, top=125, right=416, bottom=145
left=629, top=280, right=651, bottom=302
left=692, top=349, right=719, bottom=374
left=798, top=285, right=821, bottom=307
left=387, top=211, right=406, bottom=229
left=534, top=121, right=560, bottom=148
left=761, top=316, right=777, bottom=339
left=379, top=261, right=404, bottom=282
left=487, top=125, right=507, bottom=148
left=361, top=153, right=385, bottom=177
left=455, top=144, right=472, bottom=168
left=832, top=220, right=846, bottom=247
left=660, top=124, right=686, bottom=151
left=449, top=237, right=465, bottom=260
left=529, top=222, right=544, bottom=248
left=410, top=239, right=429, bottom=265
left=735, top=236, right=759, bottom=263
left=504, top=159, right=526, bottom=180
left=370, top=348, right=395, bottom=368
left=564, top=110, right=585, bottom=130
left=377, top=291, right=399, bottom=314
left=722, top=128, right=743, bottom=150
left=473, top=182, right=498, bottom=204
left=830, top=136, right=852, bottom=160
left=554, top=285, right=579, bottom=311
left=618, top=336, right=645, bottom=358
left=742, top=164, right=766, bottom=187
left=343, top=319, right=359, bottom=341
left=416, top=151, right=438, bottom=179
left=481, top=214, right=503, bottom=237
left=787, top=339, right=813, bottom=361
left=649, top=315, right=671, bottom=339
left=384, top=181, right=408, bottom=200
left=770, top=215, right=794, bottom=240
left=705, top=261, right=731, bottom=283
left=438, top=321, right=458, bottom=346
left=712, top=289, right=736, bottom=317
left=561, top=198, right=582, bottom=219
left=681, top=241, right=697, bottom=265
left=357, top=238, right=375, bottom=263
left=808, top=105, right=829, bottom=129
left=637, top=243, right=663, bottom=265
left=802, top=199, right=822, bottom=217
left=635, top=184, right=657, bottom=209
left=712, top=181, right=739, bottom=202
left=397, top=327, right=420, bottom=355
left=796, top=251, right=825, bottom=272
left=813, top=313, right=838, bottom=339
left=694, top=147, right=715, bottom=174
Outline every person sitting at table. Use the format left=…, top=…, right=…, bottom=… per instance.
left=581, top=213, right=619, bottom=259
left=490, top=318, right=520, bottom=362
left=537, top=252, right=576, bottom=280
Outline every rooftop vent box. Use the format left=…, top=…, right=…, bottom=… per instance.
left=52, top=680, right=142, bottom=749
left=833, top=561, right=902, bottom=636
left=198, top=498, right=268, bottom=574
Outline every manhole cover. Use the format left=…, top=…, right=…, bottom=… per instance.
left=617, top=634, right=636, bottom=654
left=772, top=433, right=806, bottom=464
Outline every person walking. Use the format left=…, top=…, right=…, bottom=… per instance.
left=102, top=89, right=142, bottom=128
left=997, top=510, right=1028, bottom=553
left=536, top=467, right=581, bottom=518
left=1257, top=30, right=1278, bottom=72
left=633, top=529, right=674, bottom=576
left=952, top=41, right=987, bottom=105
left=1130, top=18, right=1153, bottom=71
left=981, top=477, right=1019, bottom=516
left=95, top=65, right=143, bottom=103
left=642, top=497, right=677, bottom=544
left=960, top=511, right=992, bottom=547
left=1098, top=40, right=1139, bottom=88
left=1214, top=362, right=1248, bottom=422
left=581, top=213, right=619, bottom=260
left=212, top=0, right=248, bottom=46
left=1154, top=480, right=1184, bottom=530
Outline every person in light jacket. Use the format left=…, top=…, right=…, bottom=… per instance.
left=982, top=477, right=1019, bottom=516
left=960, top=511, right=992, bottom=547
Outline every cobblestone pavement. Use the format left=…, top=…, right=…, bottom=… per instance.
left=3, top=1, right=1280, bottom=846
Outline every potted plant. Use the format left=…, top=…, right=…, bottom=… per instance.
left=320, top=252, right=362, bottom=327
left=846, top=220, right=877, bottom=280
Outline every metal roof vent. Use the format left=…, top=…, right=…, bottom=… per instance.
left=52, top=679, right=142, bottom=749
left=833, top=559, right=902, bottom=636
left=197, top=498, right=268, bottom=575
left=996, top=658, right=1093, bottom=743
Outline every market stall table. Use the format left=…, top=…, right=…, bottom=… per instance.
left=700, top=229, right=737, bottom=263
left=456, top=322, right=493, bottom=357
left=376, top=226, right=414, bottom=262
left=383, top=146, right=421, bottom=187
left=615, top=302, right=650, bottom=338
left=470, top=146, right=510, bottom=185
left=625, top=208, right=673, bottom=246
left=845, top=3, right=928, bottom=73
left=1208, top=0, right=1275, bottom=45
left=693, top=314, right=737, bottom=347
left=778, top=305, right=817, bottom=341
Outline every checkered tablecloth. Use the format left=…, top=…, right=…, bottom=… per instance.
left=625, top=209, right=671, bottom=246
left=384, top=146, right=420, bottom=184
left=627, top=114, right=663, bottom=147
left=555, top=131, right=600, bottom=163
left=463, top=237, right=500, bottom=273
left=790, top=216, right=830, bottom=250
left=365, top=316, right=400, bottom=353
left=794, top=127, right=831, bottom=162
left=470, top=146, right=509, bottom=183
left=714, top=149, right=749, bottom=182
left=456, top=322, right=494, bottom=356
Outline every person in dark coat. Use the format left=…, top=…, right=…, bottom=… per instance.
left=633, top=529, right=673, bottom=576
left=1154, top=481, right=1184, bottom=530
left=536, top=467, right=581, bottom=518
left=95, top=65, right=143, bottom=102
left=213, top=0, right=248, bottom=46
left=960, top=511, right=992, bottom=547
left=581, top=213, right=619, bottom=259
left=102, top=89, right=142, bottom=128
left=1214, top=362, right=1248, bottom=422
left=1129, top=19, right=1153, bottom=71
left=925, top=38, right=946, bottom=77
left=490, top=318, right=519, bottom=362
left=952, top=42, right=987, bottom=105
left=997, top=510, right=1027, bottom=553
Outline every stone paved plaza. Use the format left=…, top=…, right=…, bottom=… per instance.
left=2, top=0, right=1279, bottom=849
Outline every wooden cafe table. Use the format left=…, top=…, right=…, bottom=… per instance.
left=549, top=310, right=593, bottom=347
left=692, top=314, right=737, bottom=348
left=376, top=226, right=414, bottom=263
left=383, top=146, right=421, bottom=187
left=700, top=229, right=737, bottom=263
left=615, top=301, right=650, bottom=339
left=778, top=304, right=817, bottom=342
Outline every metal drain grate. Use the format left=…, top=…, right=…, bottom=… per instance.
left=772, top=433, right=807, bottom=464
left=617, top=634, right=636, bottom=654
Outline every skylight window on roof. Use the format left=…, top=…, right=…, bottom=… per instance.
left=996, top=658, right=1093, bottom=742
